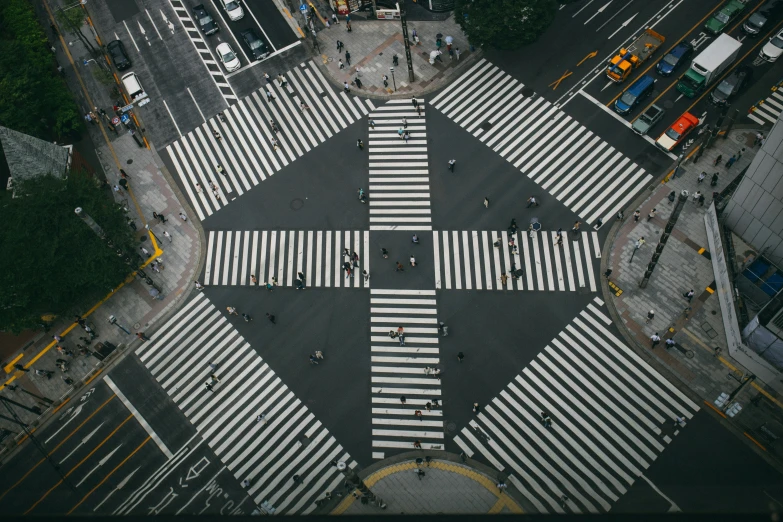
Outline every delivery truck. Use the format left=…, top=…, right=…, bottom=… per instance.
left=606, top=29, right=665, bottom=82
left=676, top=34, right=742, bottom=97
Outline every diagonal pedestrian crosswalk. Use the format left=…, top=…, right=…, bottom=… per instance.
left=429, top=59, right=652, bottom=226
left=204, top=230, right=370, bottom=288
left=370, top=290, right=444, bottom=458
left=748, top=86, right=783, bottom=126
left=433, top=230, right=601, bottom=292
left=453, top=297, right=700, bottom=514
left=368, top=99, right=431, bottom=231
left=166, top=60, right=375, bottom=221
left=136, top=292, right=357, bottom=515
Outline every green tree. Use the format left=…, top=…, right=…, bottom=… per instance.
left=0, top=171, right=136, bottom=333
left=0, top=0, right=83, bottom=140
left=455, top=0, right=558, bottom=50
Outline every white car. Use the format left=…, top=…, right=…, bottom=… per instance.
left=761, top=28, right=783, bottom=62
left=216, top=42, right=241, bottom=72
left=220, top=0, right=244, bottom=21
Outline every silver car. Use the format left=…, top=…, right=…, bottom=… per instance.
left=632, top=104, right=665, bottom=136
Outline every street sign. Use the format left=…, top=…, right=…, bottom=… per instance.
left=119, top=104, right=133, bottom=113
left=120, top=113, right=130, bottom=124
left=111, top=116, right=120, bottom=125
left=299, top=4, right=307, bottom=12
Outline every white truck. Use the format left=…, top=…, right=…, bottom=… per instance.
left=677, top=34, right=742, bottom=98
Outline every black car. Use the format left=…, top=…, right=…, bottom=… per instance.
left=106, top=40, right=131, bottom=71
left=241, top=28, right=269, bottom=60
left=710, top=66, right=752, bottom=105
left=193, top=4, right=219, bottom=35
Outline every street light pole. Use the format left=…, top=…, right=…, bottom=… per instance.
left=390, top=67, right=397, bottom=91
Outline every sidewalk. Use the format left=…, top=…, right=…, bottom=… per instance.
left=326, top=453, right=528, bottom=515
left=311, top=7, right=478, bottom=97
left=603, top=126, right=783, bottom=466
left=0, top=0, right=202, bottom=443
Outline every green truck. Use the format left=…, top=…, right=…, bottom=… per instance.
left=677, top=34, right=742, bottom=98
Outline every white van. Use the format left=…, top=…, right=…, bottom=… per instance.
left=121, top=72, right=147, bottom=101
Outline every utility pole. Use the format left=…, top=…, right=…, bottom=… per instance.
left=399, top=3, right=415, bottom=82
left=639, top=190, right=689, bottom=288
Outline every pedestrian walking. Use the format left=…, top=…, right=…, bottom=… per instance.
left=684, top=289, right=695, bottom=302
left=412, top=97, right=419, bottom=109
left=500, top=272, right=509, bottom=285
left=725, top=155, right=737, bottom=168
left=484, top=196, right=490, bottom=208
left=309, top=354, right=319, bottom=365
left=413, top=440, right=422, bottom=449
left=665, top=339, right=676, bottom=350
left=449, top=47, right=454, bottom=60
left=242, top=313, right=253, bottom=322
left=554, top=234, right=563, bottom=247
left=395, top=261, right=404, bottom=272
left=698, top=193, right=705, bottom=206
left=414, top=410, right=423, bottom=420
left=179, top=212, right=188, bottom=221
left=647, top=208, right=657, bottom=221
left=737, top=148, right=746, bottom=161
left=650, top=333, right=661, bottom=348
left=346, top=20, right=352, bottom=31
left=357, top=138, right=364, bottom=150
left=338, top=58, right=344, bottom=69
left=266, top=313, right=276, bottom=324
left=437, top=321, right=448, bottom=336
left=713, top=154, right=723, bottom=166
left=136, top=332, right=150, bottom=342
left=632, top=210, right=640, bottom=222
left=645, top=309, right=655, bottom=324
left=363, top=270, right=370, bottom=282
left=205, top=382, right=214, bottom=392
left=343, top=82, right=350, bottom=93
left=250, top=274, right=258, bottom=285
left=448, top=159, right=456, bottom=172
left=381, top=247, right=389, bottom=259
left=227, top=306, right=239, bottom=315
left=455, top=47, right=461, bottom=60
left=473, top=402, right=480, bottom=414
left=425, top=401, right=432, bottom=412
left=140, top=246, right=151, bottom=257
left=400, top=395, right=407, bottom=404
left=412, top=234, right=420, bottom=244
left=332, top=12, right=339, bottom=25
left=698, top=171, right=706, bottom=184
left=673, top=416, right=684, bottom=427
left=603, top=268, right=612, bottom=280
left=711, top=172, right=719, bottom=187
left=345, top=51, right=351, bottom=65
left=14, top=364, right=29, bottom=372
left=153, top=212, right=167, bottom=223
left=526, top=196, right=539, bottom=208
left=541, top=411, right=552, bottom=428
left=571, top=221, right=581, bottom=235
left=457, top=351, right=464, bottom=362
left=754, top=132, right=765, bottom=147
left=210, top=373, right=220, bottom=383
left=315, top=350, right=324, bottom=359
left=410, top=255, right=416, bottom=267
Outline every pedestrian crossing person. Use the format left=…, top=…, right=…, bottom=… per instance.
left=297, top=272, right=306, bottom=285
left=448, top=159, right=456, bottom=172
left=345, top=51, right=351, bottom=66
left=256, top=413, right=269, bottom=425
left=725, top=154, right=737, bottom=168
left=315, top=350, right=324, bottom=359
left=210, top=373, right=220, bottom=383
left=270, top=119, right=279, bottom=133
left=484, top=197, right=489, bottom=208
left=242, top=479, right=251, bottom=488
left=473, top=402, right=480, bottom=413
left=508, top=219, right=517, bottom=234
left=338, top=59, right=344, bottom=69
left=541, top=411, right=552, bottom=428
left=295, top=278, right=305, bottom=290
left=266, top=313, right=276, bottom=324
left=526, top=196, right=538, bottom=207
left=400, top=395, right=407, bottom=404
left=645, top=309, right=654, bottom=324
left=213, top=129, right=222, bottom=142
left=300, top=101, right=310, bottom=111
left=650, top=332, right=661, bottom=348
left=412, top=97, right=418, bottom=109
left=673, top=416, right=684, bottom=427
left=381, top=248, right=389, bottom=259
left=413, top=440, right=422, bottom=449
left=242, top=313, right=252, bottom=322
left=194, top=280, right=204, bottom=291
left=265, top=90, right=274, bottom=102
left=647, top=208, right=656, bottom=221
left=263, top=72, right=271, bottom=83
left=500, top=272, right=508, bottom=285
left=403, top=131, right=410, bottom=142
left=363, top=270, right=370, bottom=282
left=554, top=234, right=563, bottom=247
left=698, top=171, right=706, bottom=184
left=205, top=382, right=214, bottom=392
left=425, top=401, right=432, bottom=411
left=414, top=410, right=423, bottom=420
left=369, top=118, right=375, bottom=129
left=437, top=321, right=448, bottom=336
left=412, top=234, right=419, bottom=244
left=309, top=354, right=319, bottom=365
left=195, top=182, right=203, bottom=194
left=357, top=138, right=364, bottom=150
left=571, top=221, right=580, bottom=235
left=277, top=74, right=287, bottom=87
left=343, top=82, right=350, bottom=93
left=265, top=281, right=274, bottom=291
left=395, top=261, right=404, bottom=271
left=216, top=164, right=225, bottom=176
left=410, top=254, right=416, bottom=267
left=227, top=306, right=239, bottom=316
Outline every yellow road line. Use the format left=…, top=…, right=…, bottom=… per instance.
left=50, top=397, right=71, bottom=416
left=68, top=435, right=151, bottom=514
left=3, top=353, right=24, bottom=373
left=0, top=394, right=116, bottom=502
left=25, top=413, right=133, bottom=514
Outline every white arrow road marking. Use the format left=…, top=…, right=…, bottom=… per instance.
left=46, top=404, right=84, bottom=444
left=601, top=80, right=616, bottom=91
left=585, top=0, right=612, bottom=24
left=596, top=0, right=633, bottom=31
left=80, top=388, right=96, bottom=402
left=76, top=444, right=123, bottom=487
left=59, top=422, right=104, bottom=464
left=93, top=467, right=140, bottom=512
left=608, top=13, right=638, bottom=39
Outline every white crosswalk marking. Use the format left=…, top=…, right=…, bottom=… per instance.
left=135, top=293, right=357, bottom=514
left=749, top=89, right=783, bottom=125
left=370, top=290, right=444, bottom=458
left=429, top=59, right=652, bottom=225
left=166, top=60, right=375, bottom=221
left=454, top=297, right=700, bottom=513
left=368, top=99, right=431, bottom=231
left=204, top=231, right=370, bottom=288
left=433, top=231, right=598, bottom=291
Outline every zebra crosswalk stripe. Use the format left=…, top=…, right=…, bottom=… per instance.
left=204, top=231, right=369, bottom=288
left=454, top=297, right=700, bottom=513
left=135, top=293, right=356, bottom=514
left=370, top=289, right=443, bottom=458
left=430, top=59, right=652, bottom=225
left=166, top=60, right=375, bottom=221
left=433, top=231, right=597, bottom=291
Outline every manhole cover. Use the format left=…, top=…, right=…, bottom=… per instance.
left=480, top=121, right=493, bottom=131
left=446, top=421, right=456, bottom=432
left=126, top=159, right=133, bottom=164
left=133, top=322, right=141, bottom=329
left=663, top=100, right=675, bottom=109
left=291, top=198, right=304, bottom=211
left=521, top=87, right=535, bottom=97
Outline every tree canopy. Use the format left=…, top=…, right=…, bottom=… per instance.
left=0, top=0, right=83, bottom=140
left=455, top=0, right=558, bottom=51
left=0, top=171, right=136, bottom=333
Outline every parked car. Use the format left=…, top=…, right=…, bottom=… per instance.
left=632, top=104, right=665, bottom=136
left=655, top=112, right=700, bottom=152
left=194, top=4, right=219, bottom=35
left=710, top=66, right=751, bottom=105
left=657, top=42, right=693, bottom=76
left=107, top=40, right=131, bottom=71
left=220, top=0, right=244, bottom=21
left=241, top=28, right=269, bottom=60
left=761, top=28, right=783, bottom=62
left=705, top=0, right=746, bottom=35
left=216, top=42, right=241, bottom=72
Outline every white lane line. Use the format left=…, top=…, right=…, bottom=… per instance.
left=162, top=100, right=182, bottom=137
left=187, top=88, right=208, bottom=123
left=122, top=20, right=140, bottom=52
left=145, top=9, right=164, bottom=40
left=104, top=376, right=174, bottom=459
